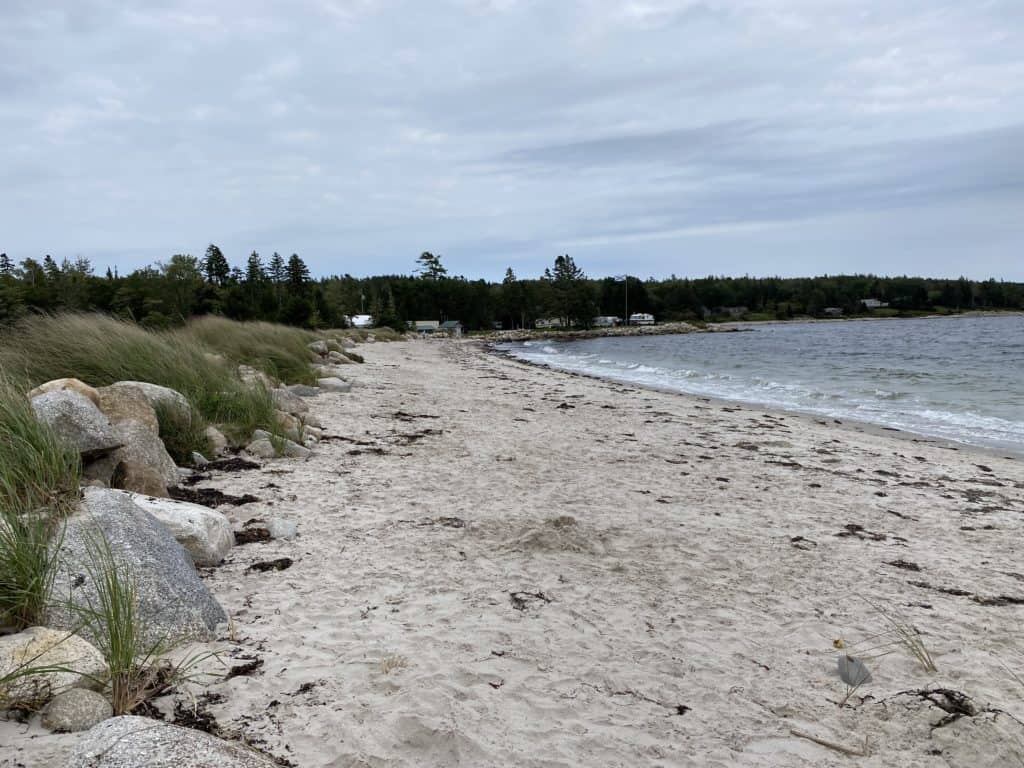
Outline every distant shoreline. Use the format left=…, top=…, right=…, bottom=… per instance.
left=477, top=308, right=1024, bottom=342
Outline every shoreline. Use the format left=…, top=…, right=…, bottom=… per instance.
left=5, top=338, right=1023, bottom=767
left=489, top=342, right=1024, bottom=462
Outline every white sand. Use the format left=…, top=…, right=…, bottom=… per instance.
left=4, top=338, right=1024, bottom=767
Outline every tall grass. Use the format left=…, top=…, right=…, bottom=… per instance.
left=74, top=534, right=217, bottom=715
left=178, top=316, right=316, bottom=385
left=0, top=313, right=275, bottom=442
left=0, top=377, right=80, bottom=629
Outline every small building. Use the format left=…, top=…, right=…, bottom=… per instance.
left=535, top=318, right=565, bottom=329
left=860, top=298, right=889, bottom=309
left=592, top=316, right=622, bottom=327
left=348, top=314, right=374, bottom=328
left=440, top=320, right=464, bottom=337
left=823, top=307, right=844, bottom=317
left=628, top=313, right=655, bottom=326
left=491, top=321, right=504, bottom=330
left=408, top=320, right=441, bottom=334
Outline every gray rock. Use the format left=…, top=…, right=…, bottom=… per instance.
left=190, top=451, right=209, bottom=467
left=270, top=387, right=309, bottom=416
left=308, top=339, right=328, bottom=356
left=30, top=390, right=121, bottom=460
left=237, top=365, right=274, bottom=389
left=282, top=441, right=311, bottom=459
left=113, top=421, right=180, bottom=496
left=127, top=493, right=233, bottom=567
left=317, top=377, right=351, bottom=393
left=0, top=628, right=106, bottom=709
left=326, top=350, right=352, bottom=364
left=69, top=716, right=278, bottom=767
left=47, top=488, right=227, bottom=647
left=27, top=378, right=101, bottom=407
left=105, top=382, right=191, bottom=426
left=311, top=364, right=350, bottom=379
left=284, top=384, right=321, bottom=398
left=41, top=688, right=112, bottom=733
left=204, top=426, right=228, bottom=455
left=245, top=438, right=277, bottom=459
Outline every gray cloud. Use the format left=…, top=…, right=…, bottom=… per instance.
left=0, top=0, right=1022, bottom=280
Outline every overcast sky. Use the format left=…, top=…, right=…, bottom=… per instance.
left=2, top=1, right=1022, bottom=281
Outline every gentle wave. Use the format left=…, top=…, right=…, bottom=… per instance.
left=498, top=316, right=1024, bottom=455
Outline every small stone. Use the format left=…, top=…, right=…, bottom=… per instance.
left=41, top=688, right=112, bottom=733
left=205, top=426, right=228, bottom=455
left=284, top=384, right=320, bottom=397
left=245, top=438, right=278, bottom=459
left=317, top=377, right=351, bottom=393
left=191, top=451, right=209, bottom=467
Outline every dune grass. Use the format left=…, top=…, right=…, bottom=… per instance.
left=0, top=376, right=80, bottom=630
left=0, top=313, right=277, bottom=443
left=178, top=316, right=317, bottom=385
left=74, top=533, right=219, bottom=715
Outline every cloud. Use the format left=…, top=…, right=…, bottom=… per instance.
left=0, top=0, right=1021, bottom=281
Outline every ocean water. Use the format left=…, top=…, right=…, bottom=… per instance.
left=498, top=315, right=1024, bottom=456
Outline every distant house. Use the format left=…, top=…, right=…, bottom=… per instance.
left=440, top=320, right=464, bottom=337
left=628, top=313, right=655, bottom=326
left=535, top=318, right=565, bottom=329
left=592, top=316, right=622, bottom=327
left=408, top=320, right=441, bottom=334
left=491, top=321, right=504, bottom=330
left=860, top=298, right=889, bottom=309
left=823, top=307, right=844, bottom=317
left=348, top=314, right=374, bottom=328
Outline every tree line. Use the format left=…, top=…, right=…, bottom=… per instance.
left=1, top=248, right=1021, bottom=331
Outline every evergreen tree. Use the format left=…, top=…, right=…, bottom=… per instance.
left=543, top=254, right=596, bottom=327
left=202, top=244, right=230, bottom=286
left=0, top=253, right=12, bottom=277
left=416, top=251, right=447, bottom=280
left=286, top=253, right=311, bottom=295
left=43, top=255, right=60, bottom=281
left=245, top=251, right=265, bottom=284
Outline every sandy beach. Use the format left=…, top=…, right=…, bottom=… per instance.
left=4, top=338, right=1024, bottom=767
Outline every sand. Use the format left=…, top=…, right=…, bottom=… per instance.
left=3, top=338, right=1023, bottom=767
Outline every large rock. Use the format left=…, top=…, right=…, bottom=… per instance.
left=270, top=387, right=309, bottom=416
left=96, top=386, right=180, bottom=497
left=27, top=379, right=101, bottom=407
left=112, top=422, right=179, bottom=496
left=30, top=390, right=121, bottom=460
left=308, top=339, right=328, bottom=356
left=247, top=432, right=311, bottom=460
left=326, top=350, right=352, bottom=365
left=41, top=688, right=112, bottom=733
left=69, top=716, right=278, bottom=767
left=105, top=382, right=191, bottom=426
left=127, top=493, right=233, bottom=567
left=96, top=386, right=160, bottom=434
left=47, top=488, right=227, bottom=647
left=0, top=627, right=106, bottom=708
left=317, top=377, right=351, bottom=393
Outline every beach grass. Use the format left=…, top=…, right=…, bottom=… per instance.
left=0, top=376, right=80, bottom=630
left=0, top=313, right=278, bottom=442
left=177, top=316, right=317, bottom=385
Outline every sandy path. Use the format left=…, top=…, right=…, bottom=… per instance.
left=4, top=338, right=1023, bottom=767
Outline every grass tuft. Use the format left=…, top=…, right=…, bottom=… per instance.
left=0, top=376, right=80, bottom=630
left=178, top=316, right=317, bottom=385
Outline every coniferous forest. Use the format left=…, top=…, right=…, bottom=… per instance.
left=0, top=247, right=1021, bottom=331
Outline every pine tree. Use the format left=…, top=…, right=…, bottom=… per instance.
left=245, top=251, right=265, bottom=284
left=543, top=254, right=595, bottom=327
left=202, top=244, right=230, bottom=286
left=286, top=253, right=311, bottom=295
left=43, top=255, right=60, bottom=281
left=0, top=253, right=12, bottom=277
left=416, top=251, right=447, bottom=280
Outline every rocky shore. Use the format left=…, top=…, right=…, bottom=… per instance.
left=3, top=336, right=1023, bottom=767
